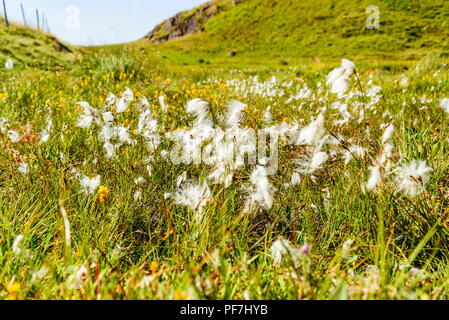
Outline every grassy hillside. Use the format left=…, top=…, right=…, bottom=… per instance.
left=0, top=18, right=78, bottom=71
left=144, top=0, right=449, bottom=67
left=3, top=1, right=449, bottom=301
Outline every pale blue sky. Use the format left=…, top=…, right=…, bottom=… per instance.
left=2, top=0, right=208, bottom=45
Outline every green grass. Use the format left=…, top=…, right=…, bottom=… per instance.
left=0, top=18, right=78, bottom=71
left=1, top=4, right=449, bottom=300
left=145, top=0, right=449, bottom=69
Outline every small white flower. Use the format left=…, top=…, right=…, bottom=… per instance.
left=291, top=172, right=301, bottom=186
left=76, top=265, right=88, bottom=283
left=134, top=177, right=146, bottom=185
left=30, top=266, right=49, bottom=283
left=5, top=58, right=14, bottom=69
left=400, top=76, right=408, bottom=87
left=440, top=98, right=449, bottom=113
left=270, top=238, right=292, bottom=263
left=12, top=235, right=24, bottom=255
left=159, top=95, right=168, bottom=112
left=134, top=190, right=142, bottom=202
left=40, top=117, right=53, bottom=144
left=7, top=130, right=20, bottom=143
left=342, top=238, right=354, bottom=256
left=18, top=162, right=28, bottom=176
left=0, top=117, right=9, bottom=133
left=270, top=238, right=302, bottom=266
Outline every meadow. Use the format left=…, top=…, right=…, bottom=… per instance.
left=2, top=19, right=449, bottom=299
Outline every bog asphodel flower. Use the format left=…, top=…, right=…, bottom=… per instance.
left=150, top=260, right=159, bottom=274
left=97, top=185, right=109, bottom=203
left=173, top=290, right=187, bottom=300
left=5, top=282, right=20, bottom=300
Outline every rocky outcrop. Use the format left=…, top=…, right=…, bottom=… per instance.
left=145, top=1, right=223, bottom=44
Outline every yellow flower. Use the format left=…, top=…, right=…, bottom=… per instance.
left=6, top=282, right=20, bottom=293
left=173, top=290, right=187, bottom=300
left=150, top=261, right=159, bottom=274
left=5, top=282, right=20, bottom=300
left=97, top=185, right=109, bottom=203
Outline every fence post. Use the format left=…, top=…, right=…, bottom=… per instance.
left=2, top=0, right=9, bottom=28
left=20, top=3, right=26, bottom=25
left=41, top=12, right=44, bottom=31
left=36, top=8, right=39, bottom=30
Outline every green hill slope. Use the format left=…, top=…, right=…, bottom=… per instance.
left=144, top=0, right=449, bottom=65
left=0, top=18, right=77, bottom=71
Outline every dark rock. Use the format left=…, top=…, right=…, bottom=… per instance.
left=228, top=49, right=238, bottom=57
left=145, top=1, right=222, bottom=43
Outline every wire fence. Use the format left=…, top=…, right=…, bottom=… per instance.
left=2, top=0, right=50, bottom=32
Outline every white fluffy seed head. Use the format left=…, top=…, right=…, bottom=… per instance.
left=296, top=113, right=325, bottom=146
left=440, top=98, right=449, bottom=113
left=79, top=175, right=101, bottom=194
left=395, top=160, right=433, bottom=196
left=226, top=100, right=246, bottom=128
left=382, top=124, right=395, bottom=144
left=185, top=99, right=212, bottom=125
left=366, top=165, right=383, bottom=191
left=308, top=151, right=328, bottom=174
